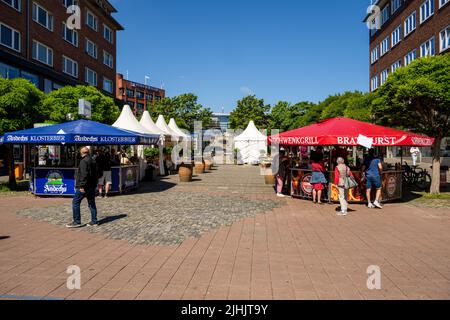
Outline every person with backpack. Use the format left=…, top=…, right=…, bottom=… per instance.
left=67, top=147, right=99, bottom=228
left=334, top=157, right=356, bottom=216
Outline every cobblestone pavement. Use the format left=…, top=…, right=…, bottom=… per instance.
left=17, top=166, right=283, bottom=245
left=0, top=165, right=450, bottom=300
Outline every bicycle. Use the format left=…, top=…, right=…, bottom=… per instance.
left=402, top=162, right=431, bottom=191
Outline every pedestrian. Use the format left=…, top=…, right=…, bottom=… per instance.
left=362, top=148, right=383, bottom=209
left=66, top=147, right=99, bottom=228
left=96, top=149, right=112, bottom=198
left=410, top=147, right=421, bottom=166
left=310, top=151, right=327, bottom=204
left=274, top=150, right=289, bottom=197
left=334, top=157, right=354, bottom=216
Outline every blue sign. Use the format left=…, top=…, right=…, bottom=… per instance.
left=121, top=166, right=138, bottom=191
left=34, top=168, right=76, bottom=196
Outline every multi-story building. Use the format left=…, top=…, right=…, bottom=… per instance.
left=365, top=0, right=449, bottom=91
left=115, top=73, right=166, bottom=117
left=0, top=0, right=123, bottom=96
left=211, top=112, right=231, bottom=132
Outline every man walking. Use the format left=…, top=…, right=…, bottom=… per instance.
left=410, top=147, right=421, bottom=167
left=362, top=148, right=383, bottom=209
left=67, top=147, right=99, bottom=228
left=96, top=149, right=111, bottom=198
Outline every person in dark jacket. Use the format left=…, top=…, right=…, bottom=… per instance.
left=66, top=147, right=98, bottom=228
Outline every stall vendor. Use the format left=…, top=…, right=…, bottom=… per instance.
left=310, top=153, right=327, bottom=204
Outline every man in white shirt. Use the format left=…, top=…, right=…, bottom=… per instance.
left=410, top=147, right=421, bottom=166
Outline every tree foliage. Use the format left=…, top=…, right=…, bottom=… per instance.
left=230, top=95, right=270, bottom=129
left=42, top=85, right=120, bottom=124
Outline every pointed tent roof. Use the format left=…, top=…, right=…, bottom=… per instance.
left=168, top=118, right=189, bottom=138
left=113, top=105, right=154, bottom=136
left=156, top=115, right=179, bottom=138
left=139, top=111, right=166, bottom=136
left=234, top=121, right=267, bottom=142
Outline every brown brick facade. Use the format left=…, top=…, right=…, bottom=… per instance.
left=367, top=0, right=450, bottom=90
left=0, top=0, right=123, bottom=95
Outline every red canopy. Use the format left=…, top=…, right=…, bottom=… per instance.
left=268, top=118, right=435, bottom=147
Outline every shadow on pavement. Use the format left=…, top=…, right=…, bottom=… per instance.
left=98, top=214, right=127, bottom=225
left=0, top=236, right=10, bottom=240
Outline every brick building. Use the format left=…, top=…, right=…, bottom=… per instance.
left=116, top=73, right=166, bottom=117
left=365, top=0, right=449, bottom=91
left=0, top=0, right=123, bottom=95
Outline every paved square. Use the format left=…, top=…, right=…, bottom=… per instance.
left=0, top=166, right=449, bottom=300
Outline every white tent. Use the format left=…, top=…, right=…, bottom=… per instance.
left=234, top=121, right=267, bottom=165
left=156, top=115, right=179, bottom=140
left=140, top=111, right=166, bottom=176
left=168, top=118, right=189, bottom=139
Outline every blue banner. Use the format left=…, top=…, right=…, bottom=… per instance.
left=34, top=168, right=76, bottom=196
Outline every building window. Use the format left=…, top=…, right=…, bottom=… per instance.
left=391, top=60, right=402, bottom=73
left=32, top=40, right=53, bottom=66
left=155, top=96, right=161, bottom=102
left=404, top=11, right=416, bottom=37
left=136, top=91, right=144, bottom=99
left=440, top=0, right=450, bottom=8
left=381, top=5, right=390, bottom=25
left=62, top=0, right=78, bottom=7
left=32, top=2, right=54, bottom=31
left=85, top=39, right=97, bottom=59
left=21, top=71, right=39, bottom=87
left=0, top=62, right=20, bottom=79
left=103, top=77, right=113, bottom=93
left=420, top=0, right=434, bottom=24
left=103, top=51, right=113, bottom=68
left=0, top=23, right=20, bottom=52
left=86, top=10, right=98, bottom=31
left=391, top=25, right=402, bottom=47
left=420, top=37, right=435, bottom=57
left=381, top=69, right=389, bottom=85
left=371, top=45, right=379, bottom=64
left=126, top=89, right=135, bottom=97
left=62, top=22, right=78, bottom=47
left=128, top=101, right=135, bottom=108
left=391, top=0, right=401, bottom=13
left=62, top=55, right=78, bottom=78
left=85, top=68, right=97, bottom=86
left=146, top=93, right=153, bottom=101
left=380, top=36, right=390, bottom=56
left=103, top=24, right=113, bottom=43
left=404, top=49, right=417, bottom=66
left=440, top=26, right=450, bottom=52
left=1, top=0, right=21, bottom=11
left=371, top=75, right=379, bottom=91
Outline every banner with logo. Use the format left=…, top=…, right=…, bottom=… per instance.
left=291, top=169, right=327, bottom=202
left=33, top=168, right=76, bottom=196
left=121, top=166, right=138, bottom=191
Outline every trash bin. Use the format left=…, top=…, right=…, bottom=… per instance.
left=441, top=166, right=449, bottom=188
left=15, top=163, right=24, bottom=180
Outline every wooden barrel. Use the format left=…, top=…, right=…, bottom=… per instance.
left=194, top=162, right=205, bottom=174
left=204, top=160, right=213, bottom=171
left=179, top=163, right=193, bottom=182
left=265, top=174, right=275, bottom=185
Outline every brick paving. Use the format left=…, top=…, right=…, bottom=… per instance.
left=0, top=165, right=449, bottom=300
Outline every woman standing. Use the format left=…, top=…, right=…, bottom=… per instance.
left=334, top=157, right=353, bottom=216
left=310, top=155, right=327, bottom=204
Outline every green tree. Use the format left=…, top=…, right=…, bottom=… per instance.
left=372, top=55, right=450, bottom=194
left=344, top=92, right=374, bottom=122
left=42, top=85, right=120, bottom=124
left=230, top=95, right=270, bottom=129
left=151, top=93, right=212, bottom=132
left=319, top=91, right=367, bottom=120
left=269, top=101, right=316, bottom=132
left=0, top=77, right=45, bottom=187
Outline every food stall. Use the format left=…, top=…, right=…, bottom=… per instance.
left=1, top=120, right=159, bottom=196
left=269, top=118, right=435, bottom=203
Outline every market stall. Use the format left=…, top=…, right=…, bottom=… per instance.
left=140, top=111, right=167, bottom=176
left=1, top=120, right=159, bottom=196
left=235, top=121, right=267, bottom=165
left=269, top=117, right=435, bottom=203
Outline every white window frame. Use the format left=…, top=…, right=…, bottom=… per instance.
left=371, top=75, right=379, bottom=91
left=103, top=24, right=113, bottom=44
left=420, top=36, right=436, bottom=57
left=62, top=22, right=78, bottom=47
left=32, top=40, right=53, bottom=66
left=85, top=38, right=97, bottom=59
left=103, top=51, right=113, bottom=68
left=103, top=77, right=113, bottom=93
left=404, top=49, right=417, bottom=66
left=85, top=67, right=97, bottom=86
left=0, top=22, right=21, bottom=52
left=404, top=11, right=416, bottom=37
left=391, top=60, right=402, bottom=73
left=391, top=25, right=402, bottom=47
left=32, top=2, right=54, bottom=31
left=371, top=45, right=379, bottom=64
left=380, top=36, right=390, bottom=56
left=380, top=69, right=389, bottom=85
left=62, top=55, right=78, bottom=78
left=440, top=25, right=450, bottom=53
left=62, top=0, right=78, bottom=8
left=420, top=0, right=435, bottom=24
left=440, top=0, right=450, bottom=8
left=86, top=10, right=98, bottom=31
left=391, top=0, right=401, bottom=14
left=381, top=5, right=390, bottom=25
left=1, top=0, right=21, bottom=11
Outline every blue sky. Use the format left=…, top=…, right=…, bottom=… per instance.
left=110, top=0, right=370, bottom=112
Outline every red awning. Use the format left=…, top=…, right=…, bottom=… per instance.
left=268, top=118, right=435, bottom=147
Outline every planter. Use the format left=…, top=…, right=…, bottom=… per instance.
left=204, top=160, right=213, bottom=171
left=265, top=174, right=275, bottom=185
left=260, top=162, right=274, bottom=185
left=179, top=163, right=193, bottom=182
left=194, top=161, right=205, bottom=174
